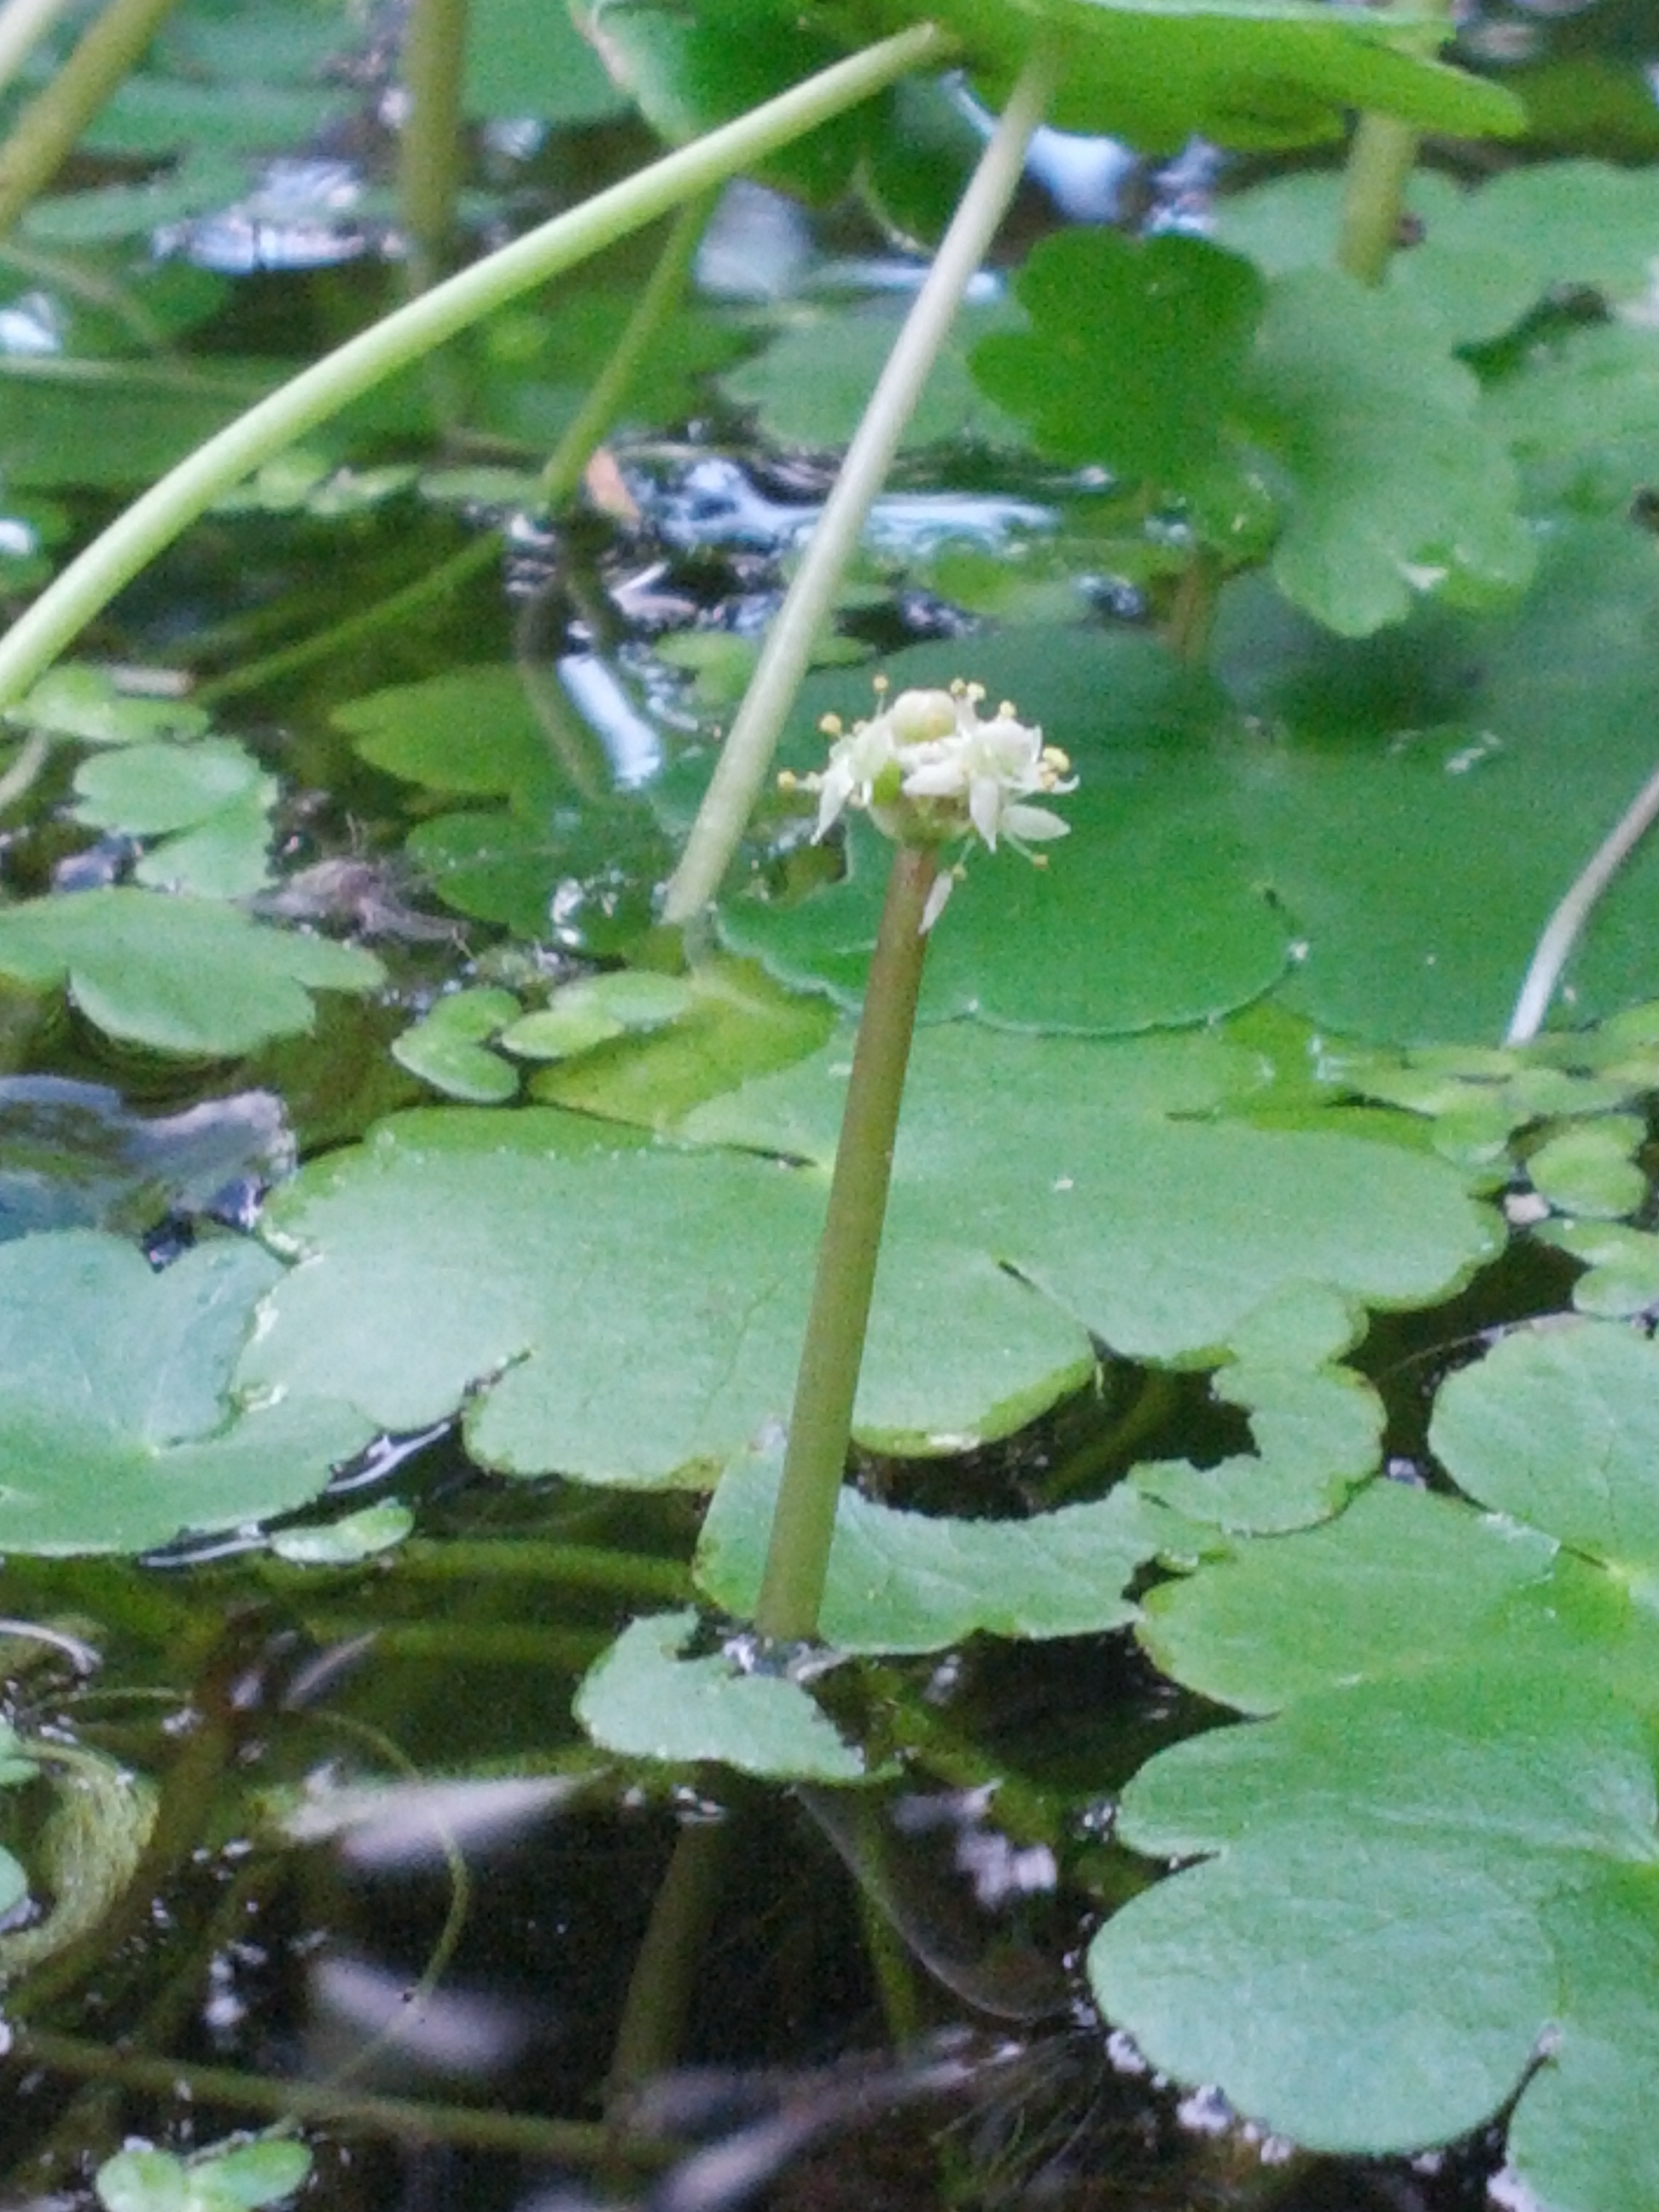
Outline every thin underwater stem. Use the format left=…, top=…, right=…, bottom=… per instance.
left=660, top=37, right=1062, bottom=925
left=606, top=1808, right=732, bottom=2102
left=15, top=2029, right=646, bottom=2163
left=755, top=842, right=938, bottom=1644
left=193, top=528, right=504, bottom=705
left=0, top=0, right=183, bottom=235
left=540, top=191, right=714, bottom=513
left=1506, top=755, right=1659, bottom=1043
left=0, top=20, right=950, bottom=713
left=1336, top=112, right=1419, bottom=285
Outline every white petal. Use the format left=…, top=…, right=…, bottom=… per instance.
left=920, top=869, right=956, bottom=932
left=901, top=757, right=970, bottom=799
left=969, top=774, right=1004, bottom=847
left=1002, top=803, right=1070, bottom=844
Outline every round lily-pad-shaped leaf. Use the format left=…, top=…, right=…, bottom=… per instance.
left=1092, top=1662, right=1658, bottom=2156
left=725, top=630, right=1290, bottom=1033
left=697, top=1440, right=1186, bottom=1652
left=1216, top=520, right=1659, bottom=1042
left=1429, top=1318, right=1659, bottom=1586
left=574, top=1610, right=872, bottom=1782
left=0, top=890, right=381, bottom=1055
left=242, top=1103, right=1093, bottom=1482
left=973, top=230, right=1266, bottom=492
left=241, top=1024, right=1492, bottom=1491
left=0, top=1231, right=372, bottom=1553
left=1093, top=1311, right=1659, bottom=2201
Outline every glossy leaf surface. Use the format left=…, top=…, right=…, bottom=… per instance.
left=697, top=1441, right=1185, bottom=1650
left=574, top=1610, right=873, bottom=1780
left=0, top=892, right=381, bottom=1056
left=0, top=1232, right=370, bottom=1553
left=242, top=1026, right=1491, bottom=1487
left=1094, top=1319, right=1659, bottom=2206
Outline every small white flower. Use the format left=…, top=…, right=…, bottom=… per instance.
left=779, top=678, right=1074, bottom=927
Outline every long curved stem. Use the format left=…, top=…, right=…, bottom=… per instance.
left=0, top=21, right=950, bottom=714
left=1506, top=759, right=1659, bottom=1043
left=660, top=37, right=1062, bottom=925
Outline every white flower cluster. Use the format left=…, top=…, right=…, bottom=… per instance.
left=780, top=678, right=1075, bottom=928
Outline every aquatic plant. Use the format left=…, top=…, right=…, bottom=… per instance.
left=7, top=3, right=1659, bottom=2209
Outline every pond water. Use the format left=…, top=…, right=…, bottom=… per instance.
left=5, top=3, right=1659, bottom=2208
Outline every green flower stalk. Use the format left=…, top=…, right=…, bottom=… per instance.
left=753, top=681, right=1074, bottom=1644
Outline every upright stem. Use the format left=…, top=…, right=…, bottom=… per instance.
left=1336, top=113, right=1418, bottom=286
left=660, top=38, right=1062, bottom=924
left=0, top=0, right=183, bottom=235
left=606, top=1811, right=731, bottom=2102
left=397, top=0, right=470, bottom=288
left=755, top=843, right=939, bottom=1642
left=0, top=21, right=950, bottom=713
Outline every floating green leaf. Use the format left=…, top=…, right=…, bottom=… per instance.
left=721, top=297, right=1026, bottom=453
left=270, top=1501, right=414, bottom=1565
left=697, top=1442, right=1185, bottom=1652
left=1214, top=522, right=1659, bottom=1041
left=1215, top=162, right=1659, bottom=345
left=500, top=972, right=695, bottom=1062
left=1092, top=1319, right=1659, bottom=2203
left=0, top=1231, right=371, bottom=1554
left=96, top=2139, right=312, bottom=2212
left=73, top=738, right=276, bottom=899
left=574, top=1610, right=873, bottom=1781
left=12, top=666, right=209, bottom=747
left=533, top=955, right=835, bottom=1128
left=464, top=0, right=626, bottom=120
left=1094, top=1664, right=1656, bottom=2157
left=241, top=1023, right=1491, bottom=1487
left=1540, top=1219, right=1659, bottom=1319
left=972, top=239, right=1534, bottom=633
left=1525, top=1115, right=1646, bottom=1219
left=972, top=231, right=1264, bottom=491
left=334, top=666, right=560, bottom=810
left=725, top=630, right=1290, bottom=1033
left=0, top=892, right=381, bottom=1056
left=1239, top=268, right=1535, bottom=633
left=392, top=987, right=521, bottom=1103
left=932, top=0, right=1523, bottom=146
left=1430, top=1318, right=1659, bottom=1581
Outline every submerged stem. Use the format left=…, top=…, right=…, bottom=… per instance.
left=540, top=192, right=713, bottom=513
left=660, top=38, right=1062, bottom=925
left=194, top=528, right=504, bottom=705
left=0, top=21, right=949, bottom=713
left=754, top=842, right=938, bottom=1644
